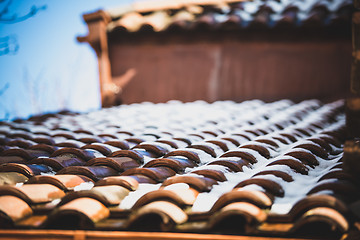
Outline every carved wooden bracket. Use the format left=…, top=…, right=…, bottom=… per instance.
left=77, top=10, right=116, bottom=107
left=352, top=12, right=360, bottom=94
left=348, top=1, right=360, bottom=139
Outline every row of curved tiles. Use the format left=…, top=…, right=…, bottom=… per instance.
left=107, top=0, right=353, bottom=33
left=0, top=99, right=358, bottom=238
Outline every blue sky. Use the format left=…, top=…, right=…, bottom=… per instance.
left=0, top=0, right=139, bottom=120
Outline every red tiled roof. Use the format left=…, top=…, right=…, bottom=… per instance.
left=103, top=0, right=353, bottom=33
left=0, top=99, right=357, bottom=238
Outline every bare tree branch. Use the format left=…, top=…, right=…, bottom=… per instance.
left=0, top=0, right=46, bottom=24
left=0, top=82, right=9, bottom=96
left=0, top=82, right=10, bottom=119
left=0, top=35, right=18, bottom=55
left=0, top=0, right=47, bottom=55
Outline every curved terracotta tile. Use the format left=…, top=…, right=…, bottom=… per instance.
left=289, top=194, right=348, bottom=220
left=249, top=6, right=275, bottom=29
left=29, top=143, right=58, bottom=153
left=319, top=135, right=342, bottom=148
left=188, top=133, right=205, bottom=141
left=132, top=143, right=169, bottom=158
left=253, top=170, right=294, bottom=182
left=187, top=144, right=217, bottom=158
left=331, top=2, right=353, bottom=25
left=0, top=184, right=65, bottom=204
left=207, top=158, right=249, bottom=172
left=125, top=174, right=157, bottom=184
left=47, top=197, right=110, bottom=229
left=7, top=139, right=36, bottom=149
left=279, top=133, right=297, bottom=143
left=217, top=13, right=242, bottom=30
left=205, top=140, right=229, bottom=152
left=164, top=150, right=201, bottom=164
left=103, top=140, right=130, bottom=150
left=221, top=137, right=241, bottom=147
left=86, top=157, right=140, bottom=172
left=125, top=137, right=146, bottom=148
left=330, top=162, right=343, bottom=170
left=244, top=129, right=263, bottom=137
left=267, top=158, right=309, bottom=175
left=321, top=130, right=345, bottom=144
left=0, top=195, right=33, bottom=225
left=231, top=133, right=252, bottom=141
left=77, top=136, right=103, bottom=144
left=55, top=139, right=86, bottom=148
left=191, top=168, right=227, bottom=182
left=291, top=207, right=348, bottom=235
left=121, top=167, right=176, bottom=182
left=52, top=132, right=76, bottom=140
left=9, top=132, right=33, bottom=140
left=285, top=150, right=319, bottom=167
left=220, top=150, right=257, bottom=164
left=0, top=155, right=27, bottom=164
left=210, top=189, right=273, bottom=212
left=141, top=133, right=162, bottom=140
left=127, top=201, right=188, bottom=231
left=255, top=138, right=279, bottom=148
left=308, top=138, right=332, bottom=152
left=155, top=140, right=180, bottom=149
left=240, top=144, right=271, bottom=159
left=57, top=166, right=119, bottom=181
left=235, top=178, right=285, bottom=197
left=132, top=188, right=196, bottom=209
left=162, top=175, right=216, bottom=192
left=73, top=129, right=94, bottom=135
left=272, top=135, right=290, bottom=145
left=202, top=130, right=220, bottom=137
left=92, top=185, right=130, bottom=205
left=208, top=202, right=267, bottom=233
left=130, top=148, right=158, bottom=160
left=0, top=163, right=53, bottom=178
left=0, top=171, right=28, bottom=185
left=96, top=176, right=139, bottom=191
left=51, top=147, right=101, bottom=161
left=1, top=148, right=50, bottom=160
left=318, top=169, right=355, bottom=182
left=276, top=6, right=298, bottom=28
left=116, top=130, right=134, bottom=137
left=109, top=150, right=144, bottom=164
left=0, top=143, right=10, bottom=153
left=253, top=128, right=269, bottom=135
left=293, top=143, right=328, bottom=159
left=59, top=185, right=129, bottom=206
left=173, top=137, right=192, bottom=146
left=293, top=128, right=313, bottom=137
left=307, top=179, right=359, bottom=198
left=27, top=174, right=93, bottom=191
left=144, top=157, right=196, bottom=172
left=82, top=143, right=122, bottom=156
left=30, top=156, right=86, bottom=171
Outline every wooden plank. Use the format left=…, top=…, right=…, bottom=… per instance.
left=0, top=230, right=310, bottom=240
left=108, top=36, right=351, bottom=104
left=343, top=139, right=360, bottom=180
left=352, top=12, right=360, bottom=94
left=355, top=0, right=360, bottom=9
left=346, top=98, right=360, bottom=138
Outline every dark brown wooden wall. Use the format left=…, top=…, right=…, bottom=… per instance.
left=109, top=33, right=351, bottom=104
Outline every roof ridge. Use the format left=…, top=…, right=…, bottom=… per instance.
left=107, top=0, right=244, bottom=18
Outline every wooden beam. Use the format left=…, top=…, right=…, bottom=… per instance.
left=0, top=229, right=311, bottom=240
left=77, top=10, right=114, bottom=107
left=352, top=13, right=360, bottom=94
